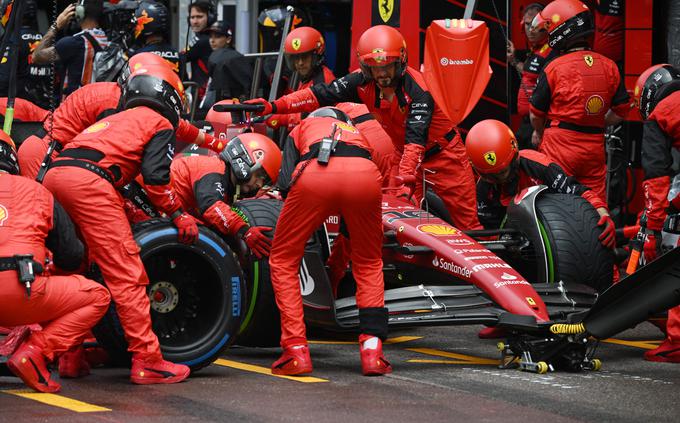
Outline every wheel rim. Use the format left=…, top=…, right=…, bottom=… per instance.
left=142, top=245, right=230, bottom=356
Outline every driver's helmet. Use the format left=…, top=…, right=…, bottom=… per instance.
left=465, top=119, right=519, bottom=177
left=356, top=25, right=408, bottom=80
left=307, top=107, right=352, bottom=125
left=257, top=5, right=307, bottom=52
left=634, top=64, right=680, bottom=120
left=122, top=63, right=185, bottom=127
left=219, top=133, right=282, bottom=185
left=284, top=26, right=325, bottom=72
left=134, top=0, right=170, bottom=41
left=0, top=129, right=19, bottom=175
left=531, top=0, right=593, bottom=52
left=118, top=52, right=173, bottom=86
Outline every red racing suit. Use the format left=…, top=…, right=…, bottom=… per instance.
left=267, top=65, right=336, bottom=130
left=530, top=50, right=630, bottom=201
left=269, top=68, right=481, bottom=231
left=593, top=0, right=624, bottom=63
left=0, top=174, right=110, bottom=361
left=168, top=155, right=248, bottom=236
left=477, top=150, right=607, bottom=229
left=517, top=43, right=553, bottom=118
left=640, top=91, right=680, bottom=232
left=640, top=90, right=680, bottom=343
left=0, top=97, right=49, bottom=122
left=17, top=82, right=210, bottom=179
left=271, top=116, right=387, bottom=348
left=42, top=107, right=184, bottom=361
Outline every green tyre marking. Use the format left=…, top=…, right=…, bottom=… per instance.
left=537, top=220, right=555, bottom=283
left=238, top=261, right=259, bottom=334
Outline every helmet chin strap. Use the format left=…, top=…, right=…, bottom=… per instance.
left=233, top=184, right=241, bottom=204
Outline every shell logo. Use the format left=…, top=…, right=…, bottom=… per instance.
left=0, top=204, right=8, bottom=226
left=585, top=95, right=605, bottom=115
left=291, top=38, right=302, bottom=51
left=334, top=122, right=358, bottom=133
left=417, top=224, right=460, bottom=236
left=84, top=121, right=110, bottom=134
left=551, top=14, right=560, bottom=23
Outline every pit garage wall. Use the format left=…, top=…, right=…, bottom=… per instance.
left=351, top=0, right=510, bottom=132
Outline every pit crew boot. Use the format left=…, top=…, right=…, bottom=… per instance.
left=478, top=326, right=507, bottom=339
left=58, top=345, right=90, bottom=378
left=7, top=341, right=61, bottom=393
left=130, top=356, right=190, bottom=385
left=271, top=344, right=313, bottom=376
left=644, top=339, right=680, bottom=363
left=359, top=334, right=392, bottom=376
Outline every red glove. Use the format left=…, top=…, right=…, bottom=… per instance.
left=172, top=212, right=199, bottom=244
left=597, top=214, right=616, bottom=249
left=241, top=226, right=273, bottom=259
left=642, top=231, right=661, bottom=265
left=265, top=114, right=289, bottom=129
left=390, top=175, right=416, bottom=203
left=202, top=132, right=225, bottom=153
left=244, top=98, right=274, bottom=116
left=398, top=143, right=425, bottom=177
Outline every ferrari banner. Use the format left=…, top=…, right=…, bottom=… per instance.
left=372, top=0, right=400, bottom=26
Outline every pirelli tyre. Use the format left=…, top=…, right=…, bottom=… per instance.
left=230, top=198, right=282, bottom=347
left=535, top=193, right=614, bottom=292
left=92, top=219, right=246, bottom=372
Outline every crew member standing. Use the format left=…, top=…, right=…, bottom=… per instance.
left=42, top=65, right=194, bottom=385
left=269, top=108, right=391, bottom=377
left=529, top=0, right=630, bottom=202
left=247, top=25, right=482, bottom=231
left=265, top=26, right=336, bottom=131
left=632, top=64, right=680, bottom=363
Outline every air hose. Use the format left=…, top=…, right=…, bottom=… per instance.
left=549, top=322, right=586, bottom=334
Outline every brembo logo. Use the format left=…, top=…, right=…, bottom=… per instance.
left=440, top=57, right=474, bottom=66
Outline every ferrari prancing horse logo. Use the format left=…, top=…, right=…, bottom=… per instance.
left=484, top=151, right=497, bottom=166
left=379, top=0, right=394, bottom=23
left=0, top=204, right=8, bottom=226
left=584, top=54, right=594, bottom=67
left=291, top=38, right=301, bottom=51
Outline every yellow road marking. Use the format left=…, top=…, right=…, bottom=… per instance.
left=603, top=339, right=662, bottom=350
left=406, top=348, right=499, bottom=365
left=309, top=336, right=422, bottom=345
left=2, top=390, right=110, bottom=412
left=213, top=359, right=328, bottom=383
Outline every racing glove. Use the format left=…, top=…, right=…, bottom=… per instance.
left=642, top=230, right=662, bottom=265
left=390, top=174, right=416, bottom=203
left=398, top=143, right=424, bottom=180
left=244, top=98, right=276, bottom=116
left=202, top=132, right=225, bottom=153
left=239, top=225, right=273, bottom=259
left=203, top=201, right=248, bottom=236
left=172, top=212, right=199, bottom=245
left=597, top=214, right=616, bottom=249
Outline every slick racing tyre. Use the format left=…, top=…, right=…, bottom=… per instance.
left=535, top=193, right=614, bottom=292
left=230, top=199, right=283, bottom=347
left=92, top=219, right=246, bottom=372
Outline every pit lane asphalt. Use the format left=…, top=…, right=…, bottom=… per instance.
left=1, top=323, right=678, bottom=423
